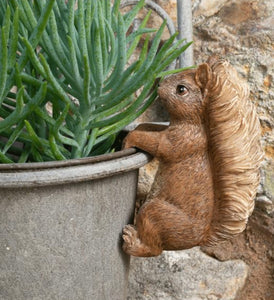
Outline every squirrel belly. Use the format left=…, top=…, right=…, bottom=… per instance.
left=148, top=154, right=215, bottom=250
left=148, top=125, right=215, bottom=231
left=122, top=56, right=263, bottom=257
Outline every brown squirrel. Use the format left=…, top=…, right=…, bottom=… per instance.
left=122, top=56, right=263, bottom=257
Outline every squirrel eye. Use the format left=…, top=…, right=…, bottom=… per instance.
left=176, top=85, right=188, bottom=95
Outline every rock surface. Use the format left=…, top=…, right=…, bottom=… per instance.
left=192, top=0, right=274, bottom=214
left=127, top=247, right=248, bottom=300
left=139, top=0, right=274, bottom=213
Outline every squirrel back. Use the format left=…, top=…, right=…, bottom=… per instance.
left=201, top=57, right=263, bottom=245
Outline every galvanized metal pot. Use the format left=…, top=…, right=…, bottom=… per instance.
left=0, top=149, right=150, bottom=300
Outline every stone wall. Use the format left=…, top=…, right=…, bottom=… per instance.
left=192, top=0, right=274, bottom=215
left=137, top=0, right=273, bottom=214
left=128, top=0, right=274, bottom=299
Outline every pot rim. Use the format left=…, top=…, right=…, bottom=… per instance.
left=0, top=148, right=137, bottom=170
left=0, top=149, right=151, bottom=188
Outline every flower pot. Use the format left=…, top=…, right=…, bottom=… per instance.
left=0, top=149, right=150, bottom=300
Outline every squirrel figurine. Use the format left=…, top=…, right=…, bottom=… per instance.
left=122, top=56, right=263, bottom=257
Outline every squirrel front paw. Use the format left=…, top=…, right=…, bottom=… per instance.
left=122, top=132, right=136, bottom=149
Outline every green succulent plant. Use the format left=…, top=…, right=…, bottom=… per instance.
left=0, top=0, right=192, bottom=163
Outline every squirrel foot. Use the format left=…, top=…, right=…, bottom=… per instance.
left=122, top=225, right=162, bottom=257
left=122, top=225, right=141, bottom=255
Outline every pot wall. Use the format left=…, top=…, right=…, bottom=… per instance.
left=0, top=150, right=150, bottom=300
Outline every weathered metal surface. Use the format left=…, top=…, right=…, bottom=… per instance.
left=0, top=150, right=150, bottom=188
left=0, top=148, right=137, bottom=171
left=0, top=150, right=150, bottom=300
left=177, top=0, right=194, bottom=67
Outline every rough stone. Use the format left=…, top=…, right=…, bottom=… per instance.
left=138, top=0, right=274, bottom=211
left=193, top=0, right=230, bottom=17
left=191, top=1, right=274, bottom=188
left=149, top=0, right=274, bottom=213
left=263, top=160, right=274, bottom=213
left=127, top=247, right=248, bottom=300
left=256, top=195, right=274, bottom=214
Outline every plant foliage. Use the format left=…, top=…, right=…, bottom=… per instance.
left=0, top=0, right=192, bottom=163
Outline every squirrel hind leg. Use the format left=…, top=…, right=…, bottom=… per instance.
left=123, top=199, right=206, bottom=257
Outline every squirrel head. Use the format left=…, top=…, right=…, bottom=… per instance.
left=158, top=63, right=212, bottom=125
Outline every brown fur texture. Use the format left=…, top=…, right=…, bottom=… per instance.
left=122, top=57, right=263, bottom=257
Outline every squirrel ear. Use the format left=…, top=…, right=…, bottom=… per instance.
left=195, top=63, right=212, bottom=96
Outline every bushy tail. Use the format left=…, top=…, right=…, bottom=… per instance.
left=203, top=58, right=263, bottom=246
